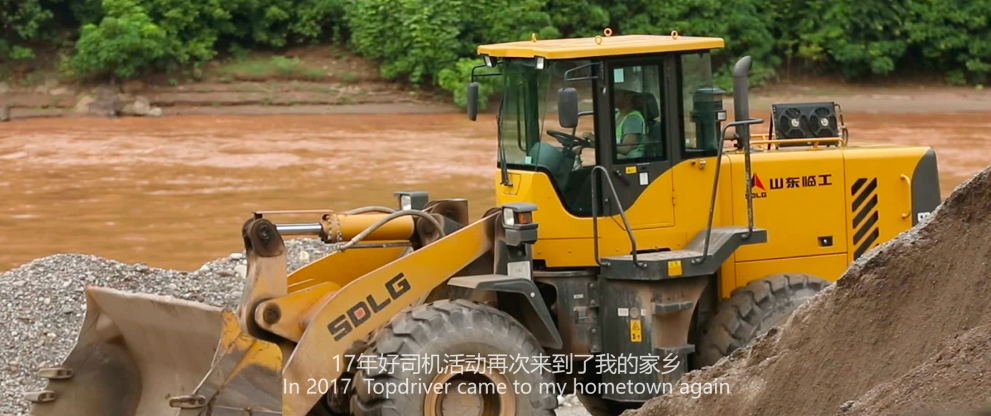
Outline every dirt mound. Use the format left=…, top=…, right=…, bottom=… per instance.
left=845, top=323, right=991, bottom=416
left=632, top=164, right=991, bottom=416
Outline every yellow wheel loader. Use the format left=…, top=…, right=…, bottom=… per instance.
left=26, top=32, right=941, bottom=416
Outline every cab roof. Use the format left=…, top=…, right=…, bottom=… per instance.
left=477, top=34, right=725, bottom=60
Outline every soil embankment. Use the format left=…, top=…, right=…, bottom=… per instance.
left=0, top=46, right=452, bottom=119
left=631, top=164, right=991, bottom=416
left=3, top=44, right=991, bottom=120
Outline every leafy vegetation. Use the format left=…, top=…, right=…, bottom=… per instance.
left=214, top=55, right=325, bottom=80
left=69, top=0, right=168, bottom=78
left=1, top=0, right=989, bottom=100
left=340, top=71, right=358, bottom=83
left=437, top=58, right=500, bottom=110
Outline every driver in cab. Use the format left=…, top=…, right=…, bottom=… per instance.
left=581, top=88, right=647, bottom=160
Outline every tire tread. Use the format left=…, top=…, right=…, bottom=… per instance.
left=351, top=300, right=556, bottom=416
left=698, top=273, right=830, bottom=367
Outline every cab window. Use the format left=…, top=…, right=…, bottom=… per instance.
left=610, top=64, right=665, bottom=163
left=679, top=52, right=720, bottom=156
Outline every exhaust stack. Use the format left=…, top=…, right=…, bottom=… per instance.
left=733, top=56, right=753, bottom=143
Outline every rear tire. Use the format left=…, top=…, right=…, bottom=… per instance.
left=351, top=300, right=557, bottom=416
left=698, top=273, right=829, bottom=367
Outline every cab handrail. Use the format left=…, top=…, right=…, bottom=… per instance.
left=698, top=118, right=763, bottom=263
left=590, top=165, right=641, bottom=267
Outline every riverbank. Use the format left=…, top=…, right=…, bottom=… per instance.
left=0, top=46, right=454, bottom=120
left=2, top=45, right=990, bottom=120
left=3, top=79, right=990, bottom=120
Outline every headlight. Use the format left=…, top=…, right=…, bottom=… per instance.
left=400, top=195, right=412, bottom=211
left=503, top=207, right=515, bottom=226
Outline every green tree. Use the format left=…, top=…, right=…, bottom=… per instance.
left=347, top=0, right=465, bottom=83
left=799, top=0, right=910, bottom=77
left=290, top=0, right=347, bottom=42
left=347, top=0, right=551, bottom=84
left=437, top=58, right=500, bottom=109
left=0, top=0, right=56, bottom=61
left=546, top=0, right=610, bottom=38
left=906, top=0, right=991, bottom=83
left=70, top=0, right=168, bottom=78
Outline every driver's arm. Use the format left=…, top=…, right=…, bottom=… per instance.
left=616, top=117, right=645, bottom=155
left=616, top=133, right=641, bottom=155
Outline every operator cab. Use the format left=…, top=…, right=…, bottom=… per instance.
left=467, top=33, right=728, bottom=216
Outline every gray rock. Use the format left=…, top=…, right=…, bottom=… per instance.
left=121, top=96, right=151, bottom=116
left=234, top=264, right=247, bottom=279
left=77, top=86, right=121, bottom=117
left=0, top=239, right=336, bottom=415
left=73, top=95, right=95, bottom=114
left=147, top=107, right=163, bottom=117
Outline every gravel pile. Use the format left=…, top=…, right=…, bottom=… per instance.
left=0, top=238, right=336, bottom=416
left=630, top=164, right=991, bottom=416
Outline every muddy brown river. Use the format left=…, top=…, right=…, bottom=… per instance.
left=1, top=111, right=989, bottom=271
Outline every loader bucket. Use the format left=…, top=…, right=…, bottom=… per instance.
left=29, top=286, right=282, bottom=416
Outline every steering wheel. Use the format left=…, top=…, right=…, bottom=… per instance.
left=547, top=129, right=592, bottom=149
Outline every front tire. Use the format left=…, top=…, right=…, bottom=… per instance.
left=351, top=300, right=557, bottom=416
left=698, top=273, right=829, bottom=367
left=576, top=392, right=637, bottom=416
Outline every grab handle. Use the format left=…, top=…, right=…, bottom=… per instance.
left=900, top=174, right=912, bottom=219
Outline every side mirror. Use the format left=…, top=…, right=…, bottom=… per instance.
left=558, top=87, right=579, bottom=129
left=467, top=82, right=480, bottom=121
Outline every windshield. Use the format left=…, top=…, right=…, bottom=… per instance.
left=498, top=59, right=595, bottom=169
left=498, top=58, right=597, bottom=215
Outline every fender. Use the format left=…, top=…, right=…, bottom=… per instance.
left=448, top=274, right=563, bottom=350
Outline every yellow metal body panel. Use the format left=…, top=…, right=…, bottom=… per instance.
left=478, top=35, right=725, bottom=59
left=626, top=165, right=675, bottom=228
left=257, top=282, right=340, bottom=342
left=498, top=143, right=933, bottom=300
left=729, top=148, right=848, bottom=261
left=280, top=214, right=497, bottom=416
left=495, top=157, right=728, bottom=268
left=287, top=245, right=407, bottom=291
left=841, top=145, right=926, bottom=263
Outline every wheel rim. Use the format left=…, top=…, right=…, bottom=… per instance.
left=424, top=369, right=515, bottom=416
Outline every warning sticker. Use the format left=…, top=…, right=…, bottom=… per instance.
left=630, top=319, right=642, bottom=343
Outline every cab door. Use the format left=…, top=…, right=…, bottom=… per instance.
left=595, top=57, right=676, bottom=228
